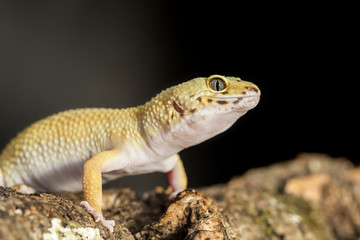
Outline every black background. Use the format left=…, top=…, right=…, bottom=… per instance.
left=0, top=1, right=357, bottom=192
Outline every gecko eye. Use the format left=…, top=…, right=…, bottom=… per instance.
left=208, top=77, right=227, bottom=92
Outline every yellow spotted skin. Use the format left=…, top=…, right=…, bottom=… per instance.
left=0, top=75, right=260, bottom=232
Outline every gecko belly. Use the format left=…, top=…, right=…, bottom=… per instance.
left=18, top=157, right=85, bottom=192
left=102, top=154, right=178, bottom=182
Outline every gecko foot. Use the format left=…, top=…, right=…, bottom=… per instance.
left=80, top=201, right=115, bottom=232
left=169, top=189, right=185, bottom=200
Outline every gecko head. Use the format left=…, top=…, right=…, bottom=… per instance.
left=162, top=75, right=261, bottom=146
left=170, top=74, right=261, bottom=118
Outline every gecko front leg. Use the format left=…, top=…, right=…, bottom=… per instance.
left=80, top=149, right=120, bottom=232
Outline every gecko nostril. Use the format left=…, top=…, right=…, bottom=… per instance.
left=246, top=86, right=259, bottom=93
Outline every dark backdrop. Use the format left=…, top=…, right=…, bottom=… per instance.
left=0, top=1, right=357, bottom=192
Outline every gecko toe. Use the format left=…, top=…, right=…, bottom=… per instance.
left=100, top=218, right=115, bottom=232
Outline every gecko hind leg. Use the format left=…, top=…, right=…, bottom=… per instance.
left=167, top=154, right=188, bottom=199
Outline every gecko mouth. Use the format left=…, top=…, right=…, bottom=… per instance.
left=210, top=94, right=260, bottom=102
left=206, top=94, right=260, bottom=109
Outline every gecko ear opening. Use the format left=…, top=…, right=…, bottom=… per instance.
left=207, top=75, right=228, bottom=92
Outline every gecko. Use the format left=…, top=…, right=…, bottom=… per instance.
left=0, top=75, right=260, bottom=232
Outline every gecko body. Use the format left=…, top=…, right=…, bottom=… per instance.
left=0, top=75, right=260, bottom=232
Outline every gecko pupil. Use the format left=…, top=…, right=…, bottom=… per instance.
left=216, top=81, right=220, bottom=91
left=209, top=78, right=226, bottom=92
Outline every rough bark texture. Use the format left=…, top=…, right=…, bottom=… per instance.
left=1, top=153, right=359, bottom=240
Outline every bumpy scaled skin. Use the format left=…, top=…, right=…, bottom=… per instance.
left=0, top=75, right=260, bottom=232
